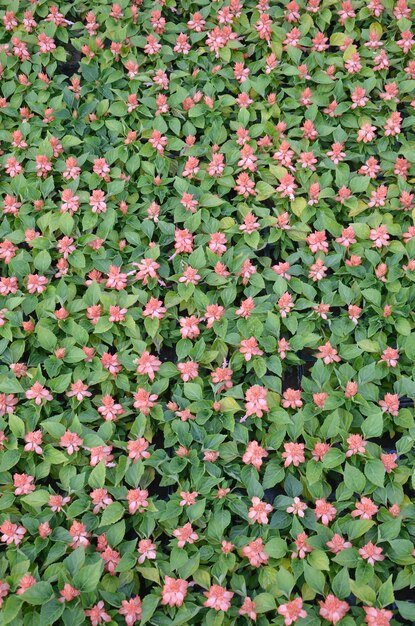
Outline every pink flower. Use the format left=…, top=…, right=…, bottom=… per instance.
left=278, top=338, right=291, bottom=359
left=119, top=596, right=142, bottom=625
left=25, top=382, right=52, bottom=404
left=315, top=342, right=340, bottom=364
left=127, top=489, right=149, bottom=514
left=242, top=537, right=269, bottom=567
left=89, top=190, right=107, bottom=214
left=287, top=497, right=308, bottom=517
left=211, top=366, right=233, bottom=392
left=173, top=523, right=198, bottom=548
left=319, top=595, right=349, bottom=624
left=143, top=298, right=166, bottom=319
left=59, top=584, right=80, bottom=603
left=313, top=392, right=328, bottom=408
left=69, top=521, right=90, bottom=549
left=240, top=337, right=263, bottom=361
left=127, top=438, right=150, bottom=462
left=98, top=395, right=124, bottom=420
left=179, top=491, right=198, bottom=506
left=370, top=225, right=390, bottom=248
left=221, top=540, right=234, bottom=554
left=161, top=577, right=188, bottom=607
left=85, top=601, right=111, bottom=625
left=292, top=532, right=313, bottom=559
left=357, top=123, right=376, bottom=143
left=306, top=230, right=328, bottom=253
left=352, top=497, right=379, bottom=520
left=99, top=546, right=120, bottom=575
left=314, top=499, right=337, bottom=525
left=380, top=347, right=399, bottom=367
left=38, top=522, right=52, bottom=538
left=282, top=442, right=305, bottom=467
left=24, top=430, right=43, bottom=454
left=363, top=606, right=393, bottom=625
left=234, top=173, right=256, bottom=197
left=326, top=534, right=352, bottom=554
left=381, top=453, right=398, bottom=473
left=149, top=130, right=167, bottom=154
left=89, top=446, right=115, bottom=467
left=179, top=316, right=200, bottom=339
left=379, top=393, right=399, bottom=416
left=248, top=496, right=273, bottom=524
left=312, top=442, right=331, bottom=461
left=346, top=433, right=367, bottom=456
left=358, top=541, right=384, bottom=565
left=60, top=431, right=83, bottom=455
left=345, top=381, right=358, bottom=398
left=136, top=352, right=161, bottom=380
left=244, top=386, right=269, bottom=418
left=49, top=494, right=71, bottom=512
left=90, top=488, right=113, bottom=514
left=177, top=360, right=199, bottom=381
left=242, top=441, right=268, bottom=471
left=137, top=539, right=156, bottom=564
left=203, top=585, right=234, bottom=612
left=13, top=473, right=35, bottom=495
left=0, top=520, right=26, bottom=545
left=17, top=574, right=37, bottom=594
left=239, top=596, right=257, bottom=620
left=282, top=388, right=303, bottom=409
left=277, top=173, right=297, bottom=199
left=106, top=265, right=127, bottom=290
left=66, top=380, right=91, bottom=401
left=133, top=389, right=158, bottom=415
left=277, top=598, right=308, bottom=625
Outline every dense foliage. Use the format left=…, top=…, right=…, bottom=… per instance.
left=0, top=0, right=415, bottom=624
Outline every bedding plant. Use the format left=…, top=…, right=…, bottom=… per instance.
left=0, top=0, right=415, bottom=624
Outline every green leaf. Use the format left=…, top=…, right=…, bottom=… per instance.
left=275, top=568, right=295, bottom=597
left=21, top=489, right=50, bottom=508
left=137, top=567, right=160, bottom=584
left=364, top=459, right=385, bottom=487
left=207, top=509, right=231, bottom=541
left=256, top=181, right=275, bottom=200
left=378, top=576, right=394, bottom=608
left=344, top=463, right=366, bottom=493
left=183, top=382, right=203, bottom=401
left=307, top=549, right=330, bottom=571
left=1, top=595, right=22, bottom=624
left=404, top=333, right=415, bottom=360
left=73, top=560, right=104, bottom=592
left=40, top=599, right=65, bottom=625
left=0, top=449, right=21, bottom=472
left=264, top=537, right=286, bottom=559
left=88, top=461, right=106, bottom=488
left=0, top=375, right=24, bottom=394
left=36, top=326, right=57, bottom=351
left=332, top=567, right=350, bottom=599
left=396, top=601, right=415, bottom=620
left=254, top=593, right=276, bottom=613
left=348, top=520, right=375, bottom=540
left=141, top=595, right=160, bottom=624
left=100, top=502, right=125, bottom=526
left=21, top=582, right=54, bottom=605
left=64, top=547, right=85, bottom=577
left=362, top=288, right=382, bottom=307
left=303, top=561, right=325, bottom=594
left=362, top=411, right=383, bottom=438
left=350, top=581, right=376, bottom=605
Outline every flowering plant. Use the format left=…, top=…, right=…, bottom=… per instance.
left=0, top=0, right=415, bottom=625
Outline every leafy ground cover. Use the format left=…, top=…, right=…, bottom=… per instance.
left=0, top=0, right=415, bottom=624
